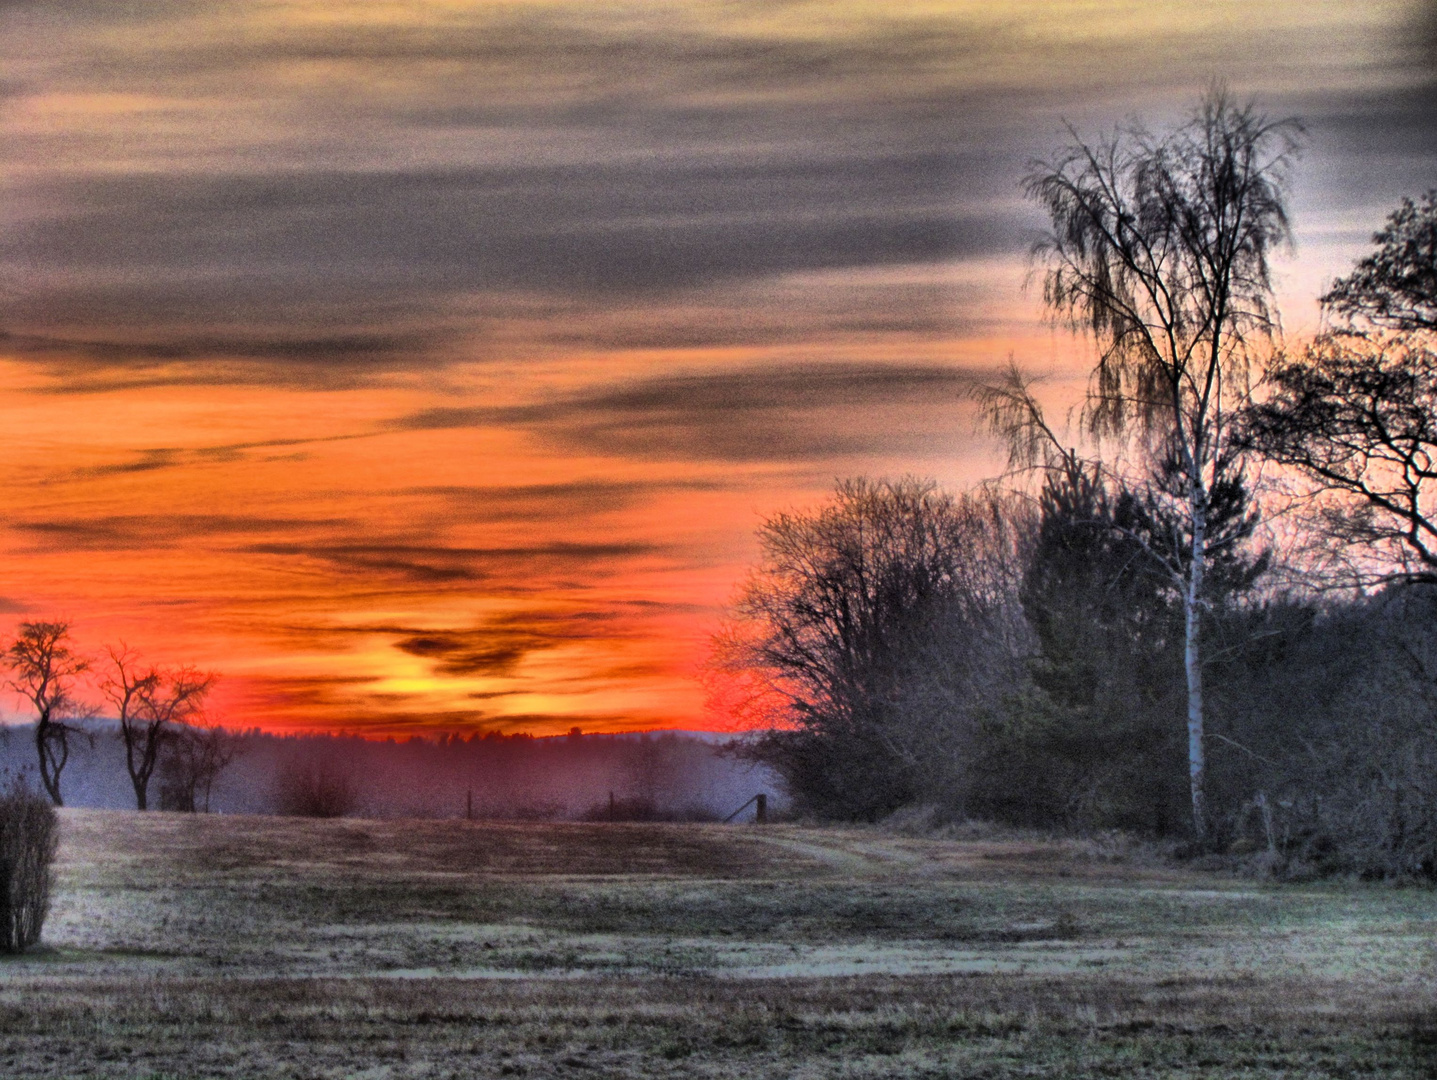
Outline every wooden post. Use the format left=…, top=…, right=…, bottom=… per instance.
left=466, top=788, right=473, bottom=821
left=755, top=793, right=766, bottom=824
left=609, top=790, right=616, bottom=821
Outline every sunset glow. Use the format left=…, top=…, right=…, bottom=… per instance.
left=0, top=0, right=1432, bottom=734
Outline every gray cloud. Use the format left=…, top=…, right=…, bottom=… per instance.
left=406, top=478, right=731, bottom=523
left=238, top=673, right=490, bottom=731
left=393, top=361, right=983, bottom=462
left=0, top=3, right=1429, bottom=379
left=393, top=609, right=628, bottom=678
left=0, top=154, right=1013, bottom=366
left=239, top=540, right=667, bottom=587
left=12, top=514, right=353, bottom=551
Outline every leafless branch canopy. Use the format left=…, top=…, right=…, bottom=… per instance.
left=3, top=621, right=90, bottom=807
left=1024, top=90, right=1300, bottom=462
left=1243, top=333, right=1437, bottom=584
left=1321, top=190, right=1437, bottom=333
left=103, top=644, right=215, bottom=811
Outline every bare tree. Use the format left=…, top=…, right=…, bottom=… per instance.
left=101, top=646, right=156, bottom=809
left=1243, top=187, right=1437, bottom=585
left=1244, top=334, right=1437, bottom=582
left=4, top=621, right=90, bottom=806
left=716, top=477, right=1032, bottom=819
left=1321, top=190, right=1437, bottom=332
left=1017, top=90, right=1301, bottom=840
left=102, top=646, right=214, bottom=810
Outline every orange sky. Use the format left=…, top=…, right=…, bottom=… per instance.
left=0, top=1, right=1431, bottom=735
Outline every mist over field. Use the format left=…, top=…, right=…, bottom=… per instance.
left=0, top=725, right=777, bottom=822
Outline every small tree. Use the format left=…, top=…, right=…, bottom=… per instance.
left=0, top=777, right=58, bottom=953
left=103, top=647, right=215, bottom=811
left=4, top=622, right=90, bottom=807
left=1018, top=90, right=1301, bottom=840
left=112, top=649, right=215, bottom=810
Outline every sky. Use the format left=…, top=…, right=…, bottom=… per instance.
left=0, top=0, right=1433, bottom=736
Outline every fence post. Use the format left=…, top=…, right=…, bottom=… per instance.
left=466, top=787, right=473, bottom=821
left=755, top=793, right=767, bottom=824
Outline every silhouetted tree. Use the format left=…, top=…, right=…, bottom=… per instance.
left=4, top=621, right=90, bottom=806
left=718, top=477, right=1031, bottom=819
left=1244, top=334, right=1437, bottom=583
left=1244, top=189, right=1437, bottom=583
left=103, top=645, right=216, bottom=811
left=1020, top=90, right=1301, bottom=839
left=1321, top=190, right=1437, bottom=332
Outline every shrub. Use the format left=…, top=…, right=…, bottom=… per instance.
left=273, top=758, right=358, bottom=818
left=0, top=778, right=58, bottom=952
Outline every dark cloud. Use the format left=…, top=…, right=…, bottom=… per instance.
left=0, top=3, right=1428, bottom=380
left=394, top=623, right=562, bottom=678
left=1404, top=0, right=1437, bottom=72
left=12, top=514, right=352, bottom=551
left=136, top=14, right=1001, bottom=93
left=242, top=542, right=488, bottom=585
left=73, top=448, right=182, bottom=477
left=1273, top=83, right=1437, bottom=246
left=238, top=674, right=489, bottom=730
left=406, top=477, right=731, bottom=522
left=394, top=361, right=983, bottom=462
left=240, top=540, right=666, bottom=586
left=0, top=155, right=1012, bottom=367
left=262, top=607, right=661, bottom=694
left=56, top=432, right=375, bottom=478
left=0, top=5, right=1042, bottom=374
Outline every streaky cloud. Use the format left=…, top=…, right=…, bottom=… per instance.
left=392, top=361, right=988, bottom=462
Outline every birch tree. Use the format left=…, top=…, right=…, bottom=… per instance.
left=1020, top=91, right=1300, bottom=840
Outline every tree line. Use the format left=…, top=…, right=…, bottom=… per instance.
left=2, top=620, right=235, bottom=811
left=718, top=91, right=1437, bottom=878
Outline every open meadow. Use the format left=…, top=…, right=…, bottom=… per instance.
left=0, top=811, right=1434, bottom=1078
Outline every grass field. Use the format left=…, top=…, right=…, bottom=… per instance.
left=0, top=810, right=1433, bottom=1078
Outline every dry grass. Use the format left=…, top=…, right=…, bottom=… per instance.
left=0, top=810, right=1432, bottom=1077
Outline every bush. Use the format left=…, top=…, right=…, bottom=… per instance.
left=157, top=724, right=243, bottom=813
left=0, top=778, right=58, bottom=953
left=273, top=759, right=357, bottom=818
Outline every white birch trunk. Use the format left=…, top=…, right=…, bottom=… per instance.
left=1184, top=482, right=1208, bottom=842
